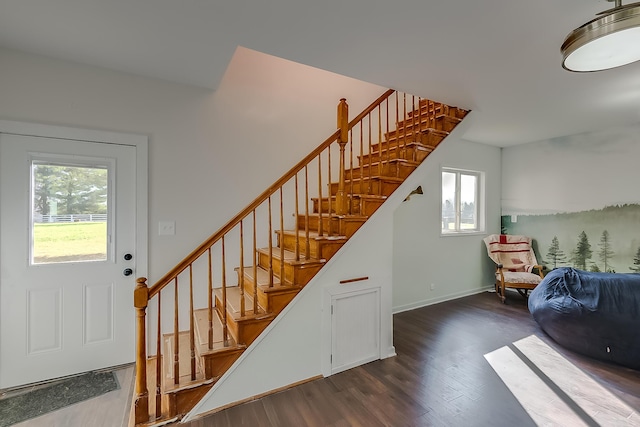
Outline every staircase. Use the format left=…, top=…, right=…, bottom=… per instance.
left=132, top=90, right=468, bottom=425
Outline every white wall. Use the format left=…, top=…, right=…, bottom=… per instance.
left=0, top=46, right=385, bottom=283
left=392, top=121, right=501, bottom=313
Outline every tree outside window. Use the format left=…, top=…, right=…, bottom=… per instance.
left=441, top=168, right=483, bottom=234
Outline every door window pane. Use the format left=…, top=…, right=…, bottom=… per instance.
left=31, top=163, right=109, bottom=264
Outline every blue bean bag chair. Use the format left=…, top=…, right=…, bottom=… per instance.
left=528, top=267, right=640, bottom=370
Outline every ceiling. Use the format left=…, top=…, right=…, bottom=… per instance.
left=2, top=0, right=640, bottom=147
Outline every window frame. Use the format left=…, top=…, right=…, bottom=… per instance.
left=441, top=167, right=485, bottom=236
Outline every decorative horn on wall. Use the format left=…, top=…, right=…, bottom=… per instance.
left=403, top=185, right=423, bottom=202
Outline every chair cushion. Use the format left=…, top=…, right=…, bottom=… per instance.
left=497, top=271, right=543, bottom=285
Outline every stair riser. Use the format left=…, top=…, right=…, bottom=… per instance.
left=406, top=104, right=444, bottom=119
left=257, top=251, right=323, bottom=286
left=407, top=105, right=466, bottom=119
left=278, top=232, right=344, bottom=261
left=358, top=198, right=384, bottom=216
left=346, top=162, right=416, bottom=180
left=298, top=215, right=366, bottom=239
left=214, top=295, right=273, bottom=346
left=312, top=197, right=383, bottom=217
left=394, top=117, right=437, bottom=135
left=200, top=348, right=244, bottom=379
left=312, top=197, right=362, bottom=215
left=235, top=267, right=302, bottom=314
left=374, top=129, right=447, bottom=152
left=388, top=115, right=459, bottom=137
left=360, top=146, right=433, bottom=164
left=259, top=288, right=297, bottom=314
left=329, top=179, right=401, bottom=197
left=164, top=383, right=212, bottom=419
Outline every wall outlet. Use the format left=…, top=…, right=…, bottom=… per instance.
left=430, top=283, right=435, bottom=291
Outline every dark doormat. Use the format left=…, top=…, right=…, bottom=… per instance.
left=0, top=371, right=119, bottom=427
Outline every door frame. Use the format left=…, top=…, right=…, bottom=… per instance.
left=0, top=118, right=149, bottom=361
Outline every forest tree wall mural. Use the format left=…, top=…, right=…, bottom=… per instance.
left=501, top=123, right=640, bottom=273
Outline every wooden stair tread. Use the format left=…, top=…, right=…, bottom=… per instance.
left=358, top=158, right=421, bottom=166
left=395, top=114, right=461, bottom=128
left=340, top=176, right=405, bottom=184
left=312, top=193, right=388, bottom=202
left=163, top=374, right=214, bottom=395
left=278, top=228, right=348, bottom=241
left=240, top=266, right=303, bottom=294
left=383, top=129, right=448, bottom=144
left=372, top=140, right=438, bottom=153
left=193, top=308, right=243, bottom=354
left=213, top=286, right=267, bottom=317
left=162, top=331, right=205, bottom=390
left=256, top=247, right=326, bottom=265
left=304, top=212, right=369, bottom=220
left=240, top=265, right=281, bottom=287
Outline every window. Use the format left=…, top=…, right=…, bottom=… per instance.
left=31, top=161, right=110, bottom=264
left=441, top=168, right=483, bottom=234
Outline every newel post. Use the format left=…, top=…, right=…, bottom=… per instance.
left=336, top=98, right=349, bottom=215
left=134, top=277, right=150, bottom=424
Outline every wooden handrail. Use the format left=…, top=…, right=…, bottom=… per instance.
left=147, top=88, right=396, bottom=297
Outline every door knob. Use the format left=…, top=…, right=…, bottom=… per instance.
left=123, top=268, right=133, bottom=276
left=124, top=253, right=133, bottom=261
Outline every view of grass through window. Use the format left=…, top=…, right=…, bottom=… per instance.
left=32, top=163, right=108, bottom=264
left=33, top=222, right=108, bottom=263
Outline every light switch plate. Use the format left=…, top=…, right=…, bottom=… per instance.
left=159, top=220, right=175, bottom=235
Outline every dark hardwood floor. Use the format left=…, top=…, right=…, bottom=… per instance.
left=184, top=290, right=640, bottom=426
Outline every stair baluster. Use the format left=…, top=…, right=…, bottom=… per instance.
left=304, top=165, right=310, bottom=258
left=336, top=98, right=348, bottom=215
left=252, top=211, right=258, bottom=313
left=189, top=265, right=196, bottom=381
left=221, top=236, right=228, bottom=344
left=207, top=248, right=213, bottom=350
left=239, top=220, right=245, bottom=317
left=317, top=155, right=323, bottom=236
left=277, top=189, right=283, bottom=282
left=155, top=291, right=162, bottom=419
left=294, top=174, right=300, bottom=261
left=329, top=143, right=334, bottom=229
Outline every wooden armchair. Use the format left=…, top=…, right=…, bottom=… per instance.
left=483, top=234, right=544, bottom=303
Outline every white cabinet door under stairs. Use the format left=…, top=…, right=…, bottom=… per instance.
left=331, top=287, right=380, bottom=374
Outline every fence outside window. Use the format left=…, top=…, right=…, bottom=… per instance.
left=34, top=214, right=107, bottom=223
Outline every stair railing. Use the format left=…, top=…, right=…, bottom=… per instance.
left=132, top=88, right=448, bottom=424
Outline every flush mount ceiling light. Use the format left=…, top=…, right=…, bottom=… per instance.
left=561, top=0, right=640, bottom=72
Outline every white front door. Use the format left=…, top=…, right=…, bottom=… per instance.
left=0, top=132, right=139, bottom=388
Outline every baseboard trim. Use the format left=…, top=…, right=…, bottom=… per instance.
left=184, top=375, right=323, bottom=421
left=392, top=286, right=494, bottom=314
